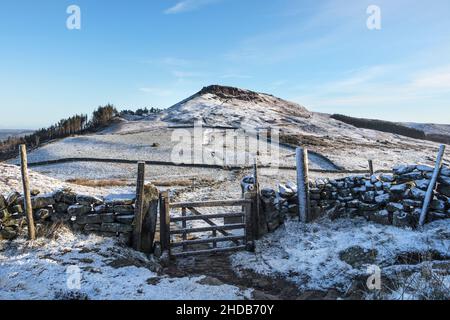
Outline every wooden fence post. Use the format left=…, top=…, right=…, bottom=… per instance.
left=253, top=158, right=261, bottom=239
left=132, top=162, right=146, bottom=251
left=368, top=160, right=374, bottom=176
left=159, top=191, right=171, bottom=254
left=19, top=145, right=36, bottom=240
left=296, top=147, right=310, bottom=223
left=419, top=145, right=446, bottom=226
left=244, top=192, right=256, bottom=251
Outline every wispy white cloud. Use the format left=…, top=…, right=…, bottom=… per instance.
left=164, top=0, right=222, bottom=14
left=411, top=67, right=450, bottom=90
left=288, top=63, right=450, bottom=123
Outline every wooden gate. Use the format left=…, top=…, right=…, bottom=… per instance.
left=159, top=191, right=256, bottom=258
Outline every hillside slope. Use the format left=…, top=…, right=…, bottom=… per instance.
left=7, top=85, right=450, bottom=181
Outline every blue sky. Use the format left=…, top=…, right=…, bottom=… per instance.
left=1, top=0, right=450, bottom=129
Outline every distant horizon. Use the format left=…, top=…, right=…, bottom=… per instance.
left=1, top=0, right=450, bottom=129
left=1, top=82, right=450, bottom=131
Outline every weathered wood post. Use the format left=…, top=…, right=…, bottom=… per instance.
left=132, top=162, right=146, bottom=251
left=419, top=145, right=446, bottom=226
left=19, top=144, right=36, bottom=240
left=296, top=147, right=310, bottom=223
left=244, top=191, right=256, bottom=251
left=368, top=160, right=374, bottom=176
left=159, top=190, right=171, bottom=254
left=253, top=158, right=261, bottom=238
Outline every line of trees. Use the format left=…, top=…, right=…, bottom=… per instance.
left=0, top=104, right=119, bottom=160
left=330, top=114, right=427, bottom=140
left=121, top=107, right=162, bottom=116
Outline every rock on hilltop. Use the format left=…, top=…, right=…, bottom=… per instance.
left=162, top=85, right=312, bottom=128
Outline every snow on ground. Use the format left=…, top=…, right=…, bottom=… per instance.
left=30, top=161, right=230, bottom=183
left=0, top=229, right=252, bottom=300
left=231, top=218, right=450, bottom=293
left=0, top=163, right=105, bottom=196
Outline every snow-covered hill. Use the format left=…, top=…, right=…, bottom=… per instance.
left=11, top=85, right=448, bottom=182
left=161, top=85, right=312, bottom=128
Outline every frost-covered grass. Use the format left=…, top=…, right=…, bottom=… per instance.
left=0, top=229, right=252, bottom=300
left=231, top=218, right=450, bottom=294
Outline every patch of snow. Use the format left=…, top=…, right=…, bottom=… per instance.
left=231, top=218, right=450, bottom=292
left=0, top=230, right=252, bottom=300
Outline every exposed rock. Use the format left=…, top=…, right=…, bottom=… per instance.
left=54, top=202, right=69, bottom=214
left=67, top=205, right=92, bottom=216
left=393, top=165, right=416, bottom=175
left=115, top=215, right=135, bottom=225
left=34, top=209, right=51, bottom=221
left=430, top=200, right=446, bottom=211
left=261, top=188, right=276, bottom=198
left=416, top=165, right=434, bottom=172
left=113, top=205, right=135, bottom=215
left=197, top=276, right=224, bottom=287
left=352, top=186, right=367, bottom=193
left=6, top=192, right=20, bottom=207
left=411, top=188, right=427, bottom=200
left=415, top=179, right=430, bottom=190
left=437, top=184, right=450, bottom=197
left=427, top=211, right=448, bottom=222
left=94, top=204, right=108, bottom=214
left=396, top=171, right=423, bottom=183
left=0, top=227, right=18, bottom=240
left=143, top=184, right=159, bottom=202
left=386, top=202, right=404, bottom=213
left=279, top=184, right=295, bottom=198
left=361, top=191, right=376, bottom=203
left=439, top=176, right=450, bottom=187
left=84, top=224, right=101, bottom=232
left=101, top=223, right=133, bottom=233
left=31, top=195, right=55, bottom=209
left=10, top=205, right=23, bottom=214
left=53, top=189, right=78, bottom=205
left=101, top=213, right=115, bottom=223
left=380, top=174, right=395, bottom=183
left=370, top=210, right=391, bottom=225
left=286, top=181, right=298, bottom=193
left=393, top=211, right=413, bottom=228
left=359, top=202, right=379, bottom=211
left=76, top=195, right=103, bottom=206
left=76, top=214, right=102, bottom=225
left=339, top=246, right=378, bottom=268
left=30, top=189, right=40, bottom=196
left=390, top=184, right=408, bottom=194
left=50, top=213, right=71, bottom=223
left=402, top=199, right=422, bottom=210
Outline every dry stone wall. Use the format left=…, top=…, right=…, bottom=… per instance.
left=0, top=187, right=144, bottom=242
left=260, top=164, right=450, bottom=231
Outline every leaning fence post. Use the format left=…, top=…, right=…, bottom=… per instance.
left=159, top=191, right=171, bottom=254
left=19, top=145, right=36, bottom=240
left=132, top=161, right=146, bottom=251
left=419, top=145, right=446, bottom=226
left=296, top=147, right=310, bottom=223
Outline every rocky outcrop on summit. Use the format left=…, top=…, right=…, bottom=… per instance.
left=199, top=85, right=280, bottom=104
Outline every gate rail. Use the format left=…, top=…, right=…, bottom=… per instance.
left=159, top=192, right=257, bottom=258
